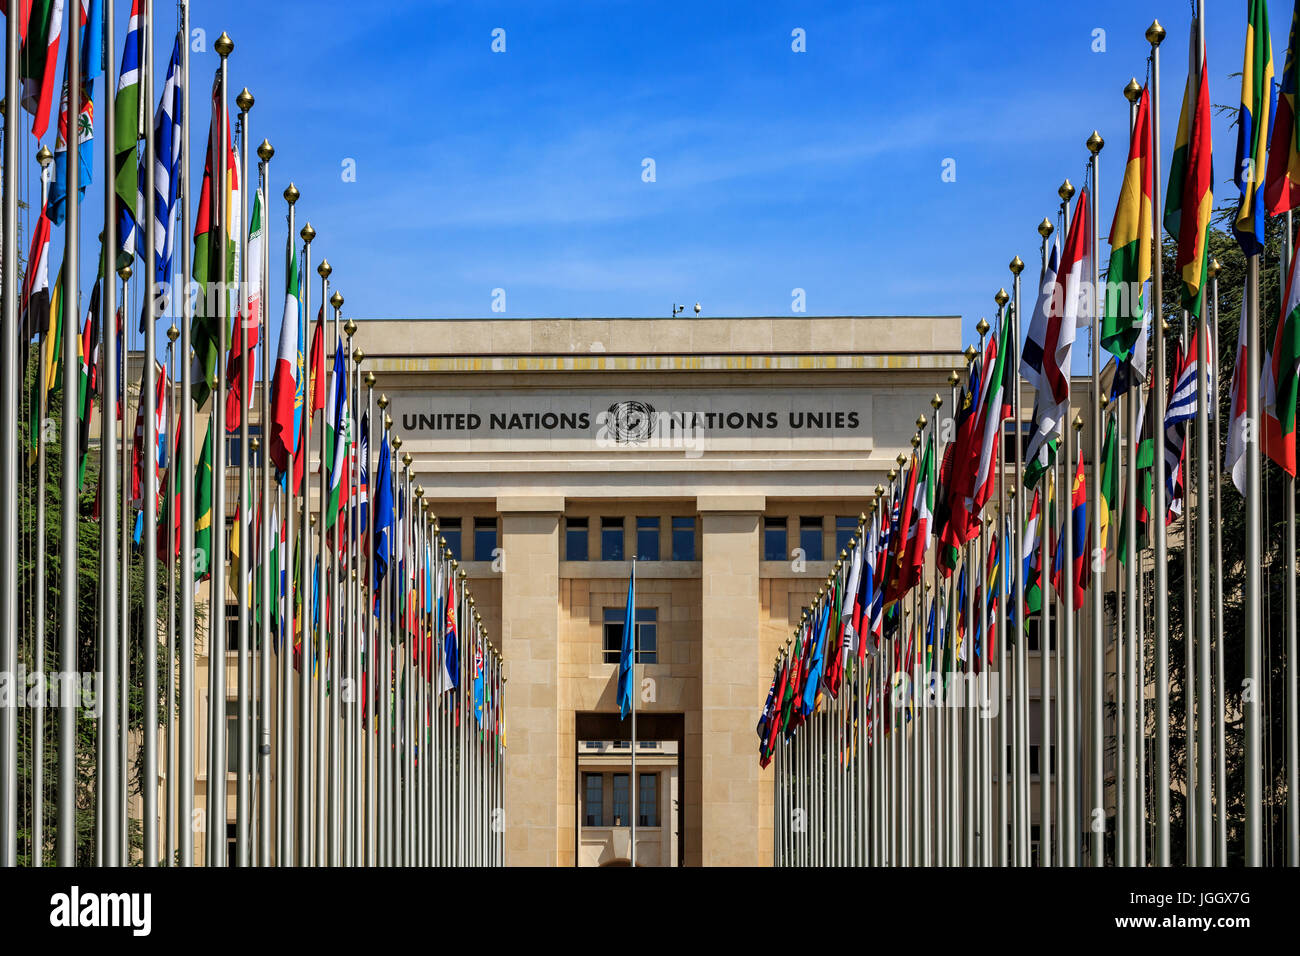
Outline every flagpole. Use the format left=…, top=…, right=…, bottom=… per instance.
left=56, top=0, right=83, bottom=867
left=232, top=84, right=253, bottom=868
left=329, top=291, right=344, bottom=867
left=177, top=0, right=196, bottom=869
left=1285, top=208, right=1300, bottom=866
left=626, top=556, right=631, bottom=868
left=0, top=0, right=20, bottom=872
left=1209, top=257, right=1228, bottom=865
left=120, top=269, right=133, bottom=866
left=257, top=139, right=274, bottom=867
left=315, top=258, right=330, bottom=866
left=1085, top=130, right=1104, bottom=870
left=297, top=219, right=315, bottom=867
left=1141, top=17, right=1172, bottom=868
left=165, top=323, right=179, bottom=865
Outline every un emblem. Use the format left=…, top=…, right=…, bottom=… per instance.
left=606, top=400, right=656, bottom=444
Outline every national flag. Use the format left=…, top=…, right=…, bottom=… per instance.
left=372, top=437, right=393, bottom=584
left=1027, top=188, right=1090, bottom=474
left=194, top=419, right=214, bottom=580
left=473, top=641, right=484, bottom=726
left=1163, top=345, right=1188, bottom=519
left=1233, top=0, right=1273, bottom=256
left=1164, top=329, right=1216, bottom=426
left=973, top=311, right=1011, bottom=512
left=617, top=562, right=636, bottom=719
left=1102, top=86, right=1152, bottom=359
left=441, top=570, right=460, bottom=693
left=270, top=238, right=303, bottom=482
left=1099, top=412, right=1118, bottom=557
left=1022, top=488, right=1041, bottom=615
left=19, top=0, right=64, bottom=140
left=113, top=0, right=142, bottom=258
left=899, top=434, right=934, bottom=595
left=1164, top=25, right=1213, bottom=315
left=76, top=276, right=101, bottom=489
left=1264, top=234, right=1300, bottom=476
left=1266, top=1, right=1300, bottom=215
left=325, top=343, right=350, bottom=528
left=936, top=359, right=980, bottom=573
left=1226, top=293, right=1253, bottom=492
left=226, top=189, right=264, bottom=429
left=18, top=200, right=51, bottom=367
left=308, top=307, right=325, bottom=417
left=191, top=78, right=240, bottom=405
left=801, top=601, right=830, bottom=716
left=882, top=452, right=918, bottom=605
left=48, top=68, right=94, bottom=224
left=149, top=34, right=184, bottom=294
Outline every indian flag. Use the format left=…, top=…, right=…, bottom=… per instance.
left=1102, top=86, right=1152, bottom=359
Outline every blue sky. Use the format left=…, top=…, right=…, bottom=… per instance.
left=15, top=0, right=1297, bottom=359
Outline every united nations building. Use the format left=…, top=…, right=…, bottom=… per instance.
left=353, top=315, right=961, bottom=866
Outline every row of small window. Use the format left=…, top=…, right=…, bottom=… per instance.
left=582, top=772, right=660, bottom=828
left=764, top=516, right=860, bottom=563
left=564, top=517, right=696, bottom=562
left=602, top=608, right=657, bottom=665
left=437, top=518, right=499, bottom=564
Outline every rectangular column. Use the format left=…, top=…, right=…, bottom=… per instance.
left=699, top=495, right=764, bottom=866
left=499, top=496, right=563, bottom=866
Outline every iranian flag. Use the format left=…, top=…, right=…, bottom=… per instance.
left=1264, top=237, right=1300, bottom=477
left=269, top=239, right=302, bottom=482
left=19, top=0, right=63, bottom=140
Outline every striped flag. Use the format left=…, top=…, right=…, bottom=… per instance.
left=1233, top=0, right=1273, bottom=256
left=1099, top=413, right=1118, bottom=558
left=973, top=311, right=1011, bottom=513
left=325, top=343, right=350, bottom=528
left=19, top=0, right=63, bottom=139
left=1264, top=232, right=1300, bottom=476
left=1164, top=329, right=1216, bottom=426
left=1227, top=293, right=1253, bottom=493
left=1164, top=24, right=1214, bottom=315
left=1266, top=1, right=1300, bottom=215
left=150, top=35, right=184, bottom=291
left=114, top=0, right=142, bottom=258
left=270, top=240, right=303, bottom=484
left=18, top=201, right=51, bottom=362
left=226, top=189, right=263, bottom=429
left=1102, top=87, right=1152, bottom=360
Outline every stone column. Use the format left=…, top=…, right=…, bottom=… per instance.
left=499, top=496, right=563, bottom=866
left=698, top=494, right=764, bottom=866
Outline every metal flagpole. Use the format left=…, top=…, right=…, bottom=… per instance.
left=315, top=260, right=330, bottom=865
left=57, top=0, right=83, bottom=867
left=298, top=219, right=315, bottom=866
left=1209, top=257, right=1228, bottom=865
left=142, top=0, right=160, bottom=868
left=1182, top=307, right=1195, bottom=865
left=206, top=30, right=234, bottom=865
left=97, top=0, right=119, bottom=870
left=0, top=0, right=20, bottom=871
left=165, top=323, right=179, bottom=865
left=998, top=277, right=1015, bottom=868
left=1245, top=204, right=1264, bottom=868
left=30, top=155, right=53, bottom=868
left=1085, top=130, right=1103, bottom=870
left=1286, top=216, right=1300, bottom=866
left=234, top=85, right=253, bottom=868
left=631, top=555, right=638, bottom=867
left=178, top=0, right=196, bottom=868
left=120, top=271, right=133, bottom=866
left=257, top=139, right=274, bottom=867
left=1146, top=16, right=1172, bottom=868
left=329, top=295, right=344, bottom=867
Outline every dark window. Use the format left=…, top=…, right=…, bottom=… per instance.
left=612, top=773, right=630, bottom=826
left=671, top=517, right=695, bottom=561
left=835, top=516, right=857, bottom=554
left=584, top=773, right=604, bottom=827
left=639, top=773, right=658, bottom=827
left=225, top=701, right=238, bottom=774
left=224, top=425, right=262, bottom=468
left=566, top=517, right=589, bottom=561
left=800, top=517, right=824, bottom=561
left=1004, top=420, right=1032, bottom=461
left=441, top=518, right=461, bottom=561
left=1026, top=618, right=1058, bottom=652
left=473, top=517, right=497, bottom=563
left=227, top=823, right=238, bottom=868
left=601, top=517, right=624, bottom=561
left=636, top=517, right=660, bottom=561
left=225, top=603, right=239, bottom=651
left=602, top=607, right=658, bottom=665
left=1029, top=744, right=1057, bottom=777
left=764, top=518, right=788, bottom=562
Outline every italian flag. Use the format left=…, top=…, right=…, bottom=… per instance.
left=225, top=190, right=264, bottom=428
left=1102, top=86, right=1152, bottom=360
left=269, top=238, right=302, bottom=482
left=19, top=0, right=63, bottom=139
left=1264, top=241, right=1300, bottom=477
